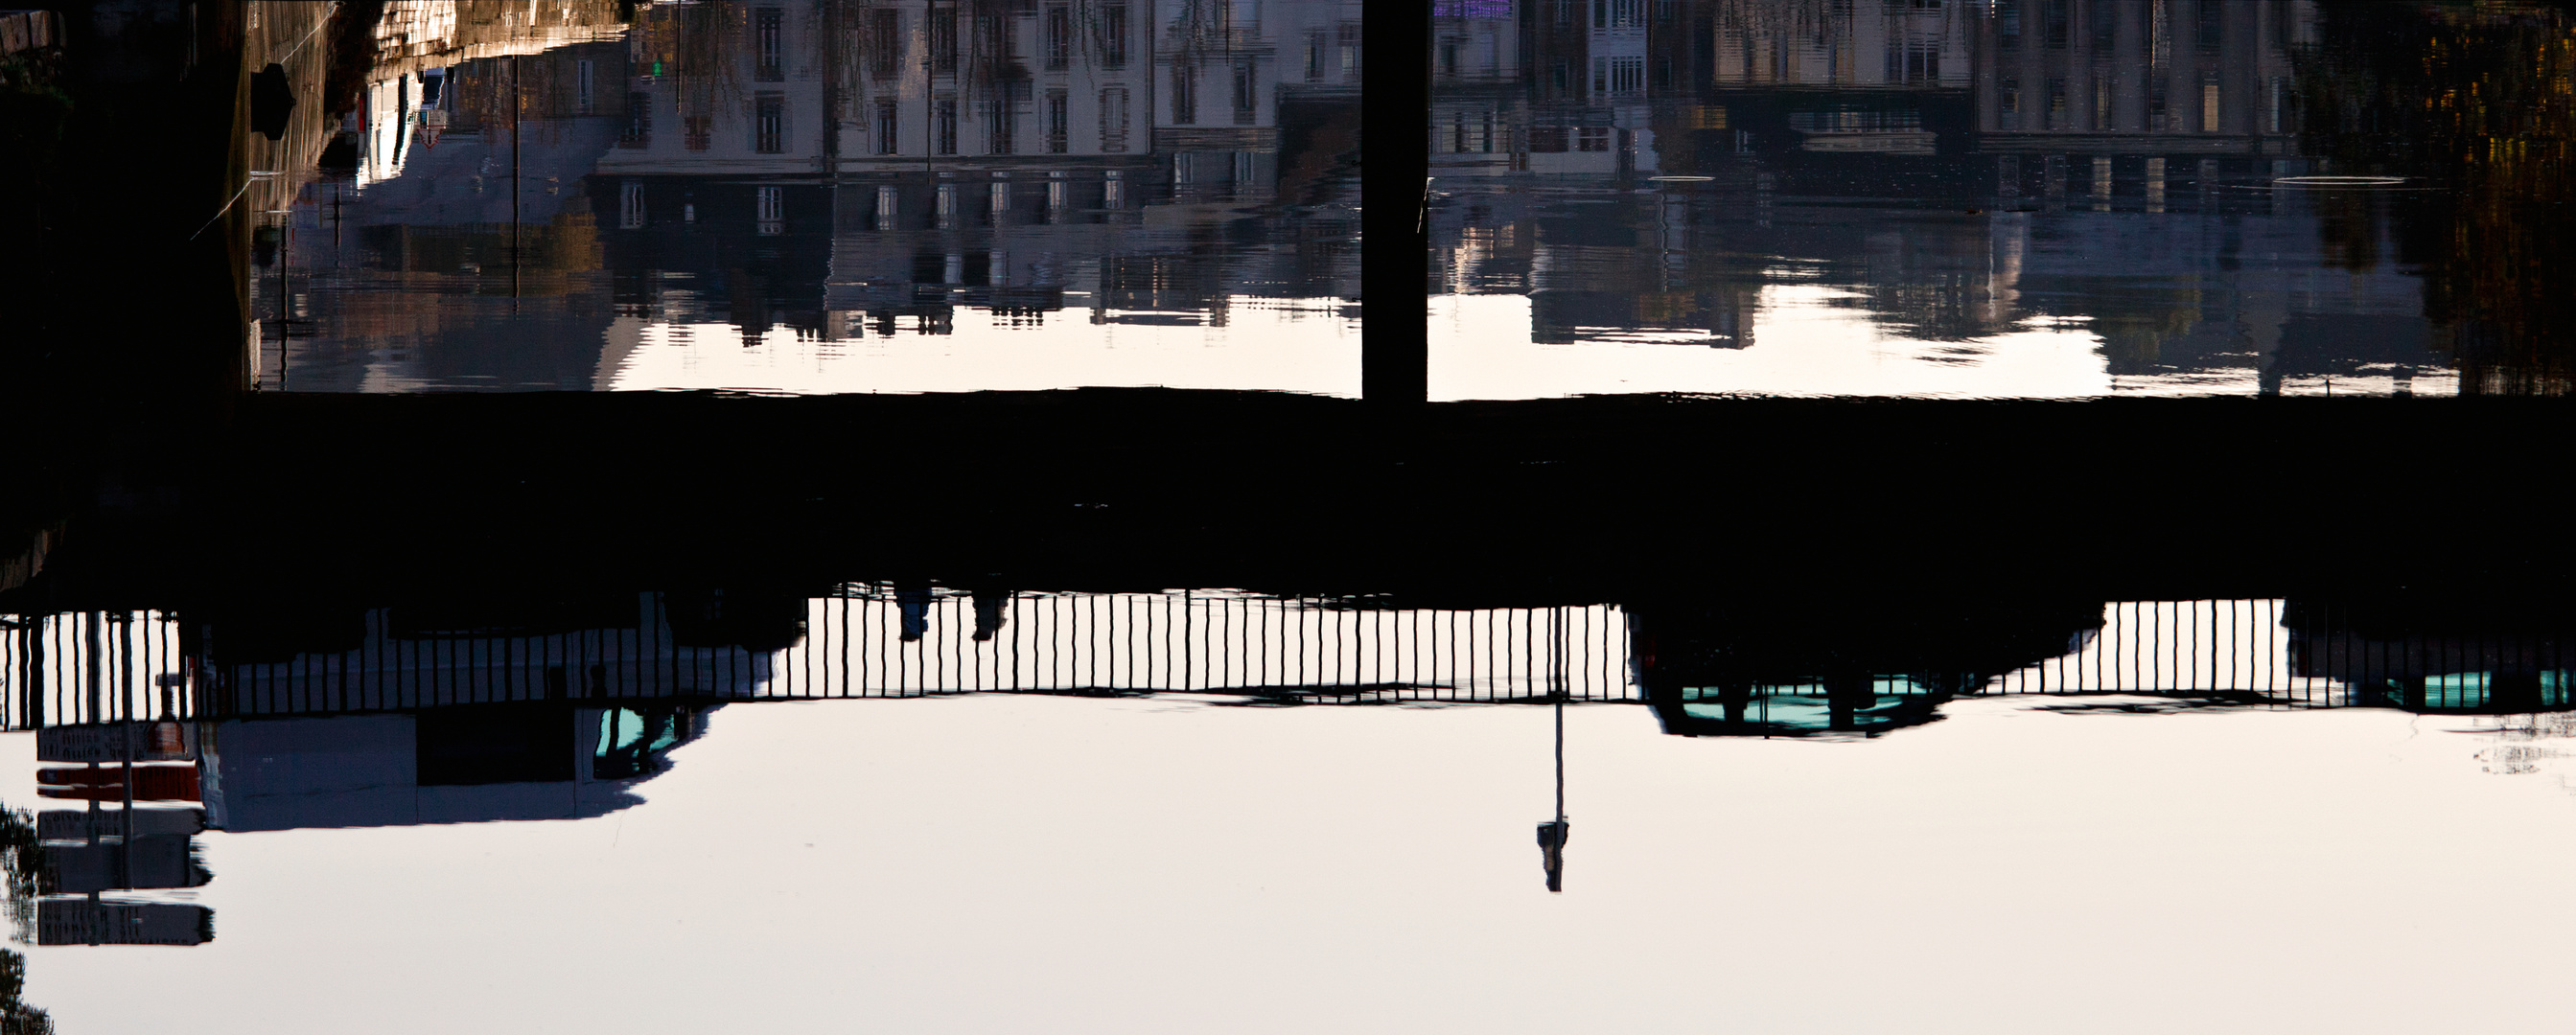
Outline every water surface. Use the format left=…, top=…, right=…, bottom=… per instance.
left=1429, top=0, right=2576, bottom=398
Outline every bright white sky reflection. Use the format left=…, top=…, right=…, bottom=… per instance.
left=1433, top=288, right=2115, bottom=401
left=1430, top=289, right=2471, bottom=401
left=603, top=296, right=1360, bottom=396
left=13, top=695, right=2576, bottom=1034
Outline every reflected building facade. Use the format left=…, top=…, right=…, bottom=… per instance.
left=1425, top=0, right=2521, bottom=396
left=264, top=0, right=1362, bottom=391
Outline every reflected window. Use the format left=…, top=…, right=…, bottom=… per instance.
left=936, top=98, right=958, bottom=154
left=1234, top=62, right=1256, bottom=124
left=1339, top=24, right=1360, bottom=81
left=1099, top=86, right=1129, bottom=151
left=1610, top=57, right=1642, bottom=93
left=988, top=11, right=1015, bottom=59
left=685, top=113, right=712, bottom=151
left=1173, top=62, right=1196, bottom=124
left=2196, top=0, right=2224, bottom=54
left=577, top=58, right=594, bottom=114
left=1576, top=126, right=1609, bottom=151
left=757, top=186, right=783, bottom=235
left=932, top=7, right=958, bottom=75
left=1999, top=77, right=2020, bottom=130
left=1307, top=31, right=1325, bottom=80
left=2043, top=0, right=2069, bottom=48
left=620, top=91, right=651, bottom=147
left=870, top=9, right=901, bottom=79
left=1102, top=3, right=1127, bottom=67
left=2201, top=71, right=2221, bottom=131
left=874, top=99, right=898, bottom=154
left=1046, top=90, right=1068, bottom=153
left=1104, top=171, right=1124, bottom=208
left=1045, top=4, right=1070, bottom=70
left=755, top=7, right=785, bottom=81
left=754, top=92, right=786, bottom=153
left=1591, top=0, right=1644, bottom=28
left=1998, top=0, right=2021, bottom=50
left=620, top=179, right=645, bottom=229
left=991, top=86, right=1021, bottom=154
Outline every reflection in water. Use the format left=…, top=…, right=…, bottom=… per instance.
left=1429, top=0, right=2576, bottom=398
left=247, top=0, right=1362, bottom=393
left=7, top=587, right=2576, bottom=951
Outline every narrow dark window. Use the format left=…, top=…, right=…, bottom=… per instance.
left=620, top=91, right=651, bottom=146
left=870, top=10, right=900, bottom=79
left=2196, top=0, right=2224, bottom=54
left=874, top=98, right=898, bottom=154
left=755, top=8, right=785, bottom=81
left=754, top=92, right=785, bottom=153
left=1998, top=0, right=2021, bottom=50
left=990, top=85, right=1021, bottom=154
left=932, top=8, right=958, bottom=75
left=1102, top=4, right=1126, bottom=67
left=1046, top=90, right=1068, bottom=152
left=1098, top=86, right=1128, bottom=151
left=1045, top=4, right=1070, bottom=70
left=935, top=98, right=958, bottom=154
left=1172, top=63, right=1195, bottom=124
left=1233, top=62, right=1256, bottom=124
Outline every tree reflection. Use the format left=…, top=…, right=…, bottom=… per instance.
left=2300, top=2, right=2576, bottom=393
left=0, top=804, right=47, bottom=1035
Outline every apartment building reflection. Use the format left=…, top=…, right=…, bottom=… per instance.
left=1429, top=1, right=2472, bottom=395
left=273, top=0, right=1361, bottom=389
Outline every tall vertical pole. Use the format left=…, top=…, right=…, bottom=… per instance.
left=1539, top=606, right=1569, bottom=892
left=1360, top=1, right=1429, bottom=406
left=512, top=55, right=522, bottom=299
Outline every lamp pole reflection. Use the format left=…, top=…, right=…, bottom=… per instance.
left=1538, top=606, right=1568, bottom=892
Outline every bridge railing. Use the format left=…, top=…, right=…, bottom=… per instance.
left=3, top=592, right=1638, bottom=727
